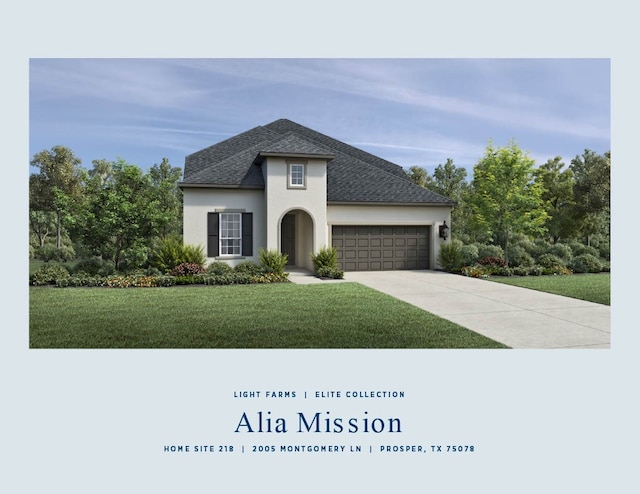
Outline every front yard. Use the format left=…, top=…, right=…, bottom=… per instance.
left=29, top=282, right=508, bottom=349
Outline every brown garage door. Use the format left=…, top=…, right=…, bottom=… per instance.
left=331, top=225, right=430, bottom=271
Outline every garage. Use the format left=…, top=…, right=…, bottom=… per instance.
left=331, top=225, right=430, bottom=271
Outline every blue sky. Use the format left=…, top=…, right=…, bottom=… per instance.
left=29, top=58, right=610, bottom=178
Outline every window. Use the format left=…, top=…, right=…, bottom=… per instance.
left=207, top=212, right=253, bottom=258
left=288, top=163, right=305, bottom=188
left=220, top=213, right=242, bottom=256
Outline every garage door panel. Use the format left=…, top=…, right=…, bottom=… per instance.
left=332, top=225, right=430, bottom=271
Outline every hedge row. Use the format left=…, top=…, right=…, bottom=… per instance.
left=30, top=266, right=289, bottom=288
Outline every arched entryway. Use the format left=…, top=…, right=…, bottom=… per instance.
left=280, top=209, right=314, bottom=271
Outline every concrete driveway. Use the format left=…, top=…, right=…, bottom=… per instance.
left=344, top=270, right=610, bottom=349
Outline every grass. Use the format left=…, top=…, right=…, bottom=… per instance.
left=487, top=273, right=610, bottom=305
left=29, top=282, right=508, bottom=349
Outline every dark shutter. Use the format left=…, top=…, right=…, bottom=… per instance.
left=207, top=212, right=219, bottom=257
left=242, top=213, right=253, bottom=256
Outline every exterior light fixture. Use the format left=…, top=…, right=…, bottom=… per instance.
left=439, top=221, right=449, bottom=241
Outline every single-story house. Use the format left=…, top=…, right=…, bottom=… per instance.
left=179, top=119, right=455, bottom=271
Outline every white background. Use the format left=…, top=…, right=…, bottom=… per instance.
left=2, top=1, right=636, bottom=492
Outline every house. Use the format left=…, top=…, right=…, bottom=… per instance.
left=179, top=119, right=455, bottom=272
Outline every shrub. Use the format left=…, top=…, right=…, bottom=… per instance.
left=151, top=236, right=206, bottom=273
left=259, top=248, right=288, bottom=275
left=478, top=256, right=508, bottom=268
left=437, top=240, right=464, bottom=272
left=568, top=242, right=599, bottom=259
left=530, top=238, right=552, bottom=259
left=316, top=266, right=345, bottom=279
left=511, top=266, right=531, bottom=276
left=234, top=261, right=263, bottom=276
left=170, top=262, right=207, bottom=276
left=536, top=254, right=566, bottom=269
left=311, top=246, right=343, bottom=279
left=208, top=261, right=234, bottom=275
left=30, top=265, right=70, bottom=286
left=507, top=245, right=535, bottom=268
left=150, top=236, right=183, bottom=272
left=182, top=243, right=207, bottom=266
left=119, top=245, right=149, bottom=272
left=37, top=244, right=61, bottom=262
left=570, top=254, right=602, bottom=273
left=460, top=265, right=487, bottom=278
left=311, top=246, right=339, bottom=271
left=476, top=244, right=505, bottom=260
left=252, top=272, right=289, bottom=283
left=548, top=243, right=573, bottom=262
left=597, top=241, right=610, bottom=261
left=72, top=258, right=115, bottom=276
left=58, top=244, right=76, bottom=262
left=460, top=244, right=479, bottom=267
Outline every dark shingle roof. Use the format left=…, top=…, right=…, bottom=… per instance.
left=181, top=119, right=455, bottom=205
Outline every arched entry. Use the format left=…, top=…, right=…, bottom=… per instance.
left=280, top=209, right=314, bottom=270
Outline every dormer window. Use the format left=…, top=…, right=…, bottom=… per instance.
left=288, top=162, right=306, bottom=189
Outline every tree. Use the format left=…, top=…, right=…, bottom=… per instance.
left=79, top=158, right=159, bottom=270
left=570, top=150, right=611, bottom=245
left=425, top=158, right=468, bottom=199
left=406, top=165, right=429, bottom=187
left=29, top=146, right=85, bottom=248
left=533, top=156, right=579, bottom=243
left=469, top=141, right=548, bottom=262
left=147, top=158, right=183, bottom=237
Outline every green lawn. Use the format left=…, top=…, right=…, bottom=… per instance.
left=488, top=273, right=610, bottom=305
left=29, top=282, right=507, bottom=349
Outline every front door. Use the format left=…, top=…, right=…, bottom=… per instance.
left=281, top=213, right=296, bottom=266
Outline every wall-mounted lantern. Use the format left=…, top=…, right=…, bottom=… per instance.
left=439, top=221, right=449, bottom=241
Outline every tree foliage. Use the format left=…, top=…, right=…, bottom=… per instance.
left=570, top=150, right=610, bottom=244
left=29, top=146, right=85, bottom=248
left=469, top=141, right=548, bottom=262
left=29, top=148, right=184, bottom=271
left=533, top=156, right=578, bottom=243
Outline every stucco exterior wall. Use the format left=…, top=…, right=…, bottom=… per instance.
left=262, top=157, right=328, bottom=254
left=182, top=187, right=266, bottom=267
left=327, top=204, right=452, bottom=269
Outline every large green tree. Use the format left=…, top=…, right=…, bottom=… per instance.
left=533, top=156, right=578, bottom=243
left=469, top=141, right=548, bottom=262
left=29, top=146, right=85, bottom=248
left=570, top=149, right=611, bottom=245
left=78, top=158, right=159, bottom=270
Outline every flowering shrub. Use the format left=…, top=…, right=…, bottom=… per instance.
left=252, top=272, right=290, bottom=283
left=460, top=266, right=488, bottom=278
left=478, top=256, right=508, bottom=268
left=170, top=262, right=207, bottom=276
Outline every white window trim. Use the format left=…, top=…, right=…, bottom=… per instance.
left=219, top=212, right=242, bottom=257
left=287, top=161, right=307, bottom=189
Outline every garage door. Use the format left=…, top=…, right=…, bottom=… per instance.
left=331, top=225, right=430, bottom=271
